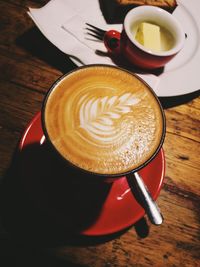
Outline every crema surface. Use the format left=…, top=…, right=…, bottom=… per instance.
left=44, top=66, right=164, bottom=175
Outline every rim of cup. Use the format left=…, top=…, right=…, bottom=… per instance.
left=42, top=64, right=166, bottom=178
left=124, top=6, right=185, bottom=57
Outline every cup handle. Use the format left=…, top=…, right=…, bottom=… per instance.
left=127, top=172, right=163, bottom=225
left=103, top=30, right=121, bottom=55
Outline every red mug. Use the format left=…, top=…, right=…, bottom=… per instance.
left=104, top=6, right=185, bottom=69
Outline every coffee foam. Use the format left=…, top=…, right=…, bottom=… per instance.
left=44, top=66, right=164, bottom=175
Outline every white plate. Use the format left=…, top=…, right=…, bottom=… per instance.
left=29, top=0, right=200, bottom=97
left=156, top=0, right=200, bottom=97
left=70, top=0, right=200, bottom=97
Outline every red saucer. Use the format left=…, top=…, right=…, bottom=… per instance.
left=19, top=112, right=165, bottom=236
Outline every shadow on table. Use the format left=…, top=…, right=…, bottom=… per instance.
left=0, top=141, right=149, bottom=266
left=159, top=89, right=200, bottom=109
left=16, top=27, right=77, bottom=74
left=0, top=238, right=87, bottom=267
left=0, top=141, right=149, bottom=248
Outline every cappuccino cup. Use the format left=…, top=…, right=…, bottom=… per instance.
left=42, top=65, right=165, bottom=180
left=104, top=6, right=185, bottom=69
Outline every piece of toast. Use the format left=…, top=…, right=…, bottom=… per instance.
left=100, top=0, right=178, bottom=23
left=115, top=0, right=177, bottom=9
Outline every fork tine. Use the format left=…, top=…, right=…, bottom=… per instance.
left=86, top=27, right=105, bottom=40
left=86, top=23, right=106, bottom=34
left=87, top=32, right=104, bottom=41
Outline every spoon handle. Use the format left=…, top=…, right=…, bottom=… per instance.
left=128, top=172, right=163, bottom=225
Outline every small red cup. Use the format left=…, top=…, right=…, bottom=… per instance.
left=104, top=6, right=185, bottom=70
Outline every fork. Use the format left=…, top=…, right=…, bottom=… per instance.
left=86, top=23, right=121, bottom=55
left=86, top=23, right=106, bottom=40
left=86, top=23, right=163, bottom=226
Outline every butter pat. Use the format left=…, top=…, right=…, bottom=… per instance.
left=135, top=22, right=161, bottom=51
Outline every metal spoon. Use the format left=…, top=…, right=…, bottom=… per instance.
left=127, top=172, right=163, bottom=225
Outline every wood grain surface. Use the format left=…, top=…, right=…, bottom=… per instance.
left=0, top=1, right=199, bottom=266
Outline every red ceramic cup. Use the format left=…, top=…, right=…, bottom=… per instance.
left=104, top=6, right=185, bottom=69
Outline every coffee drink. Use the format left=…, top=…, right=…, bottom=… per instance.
left=43, top=65, right=165, bottom=175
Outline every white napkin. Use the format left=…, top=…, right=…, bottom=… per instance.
left=28, top=0, right=160, bottom=89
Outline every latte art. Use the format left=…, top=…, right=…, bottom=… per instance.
left=44, top=66, right=164, bottom=175
left=79, top=93, right=141, bottom=144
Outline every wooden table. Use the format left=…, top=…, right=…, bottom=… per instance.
left=0, top=1, right=199, bottom=266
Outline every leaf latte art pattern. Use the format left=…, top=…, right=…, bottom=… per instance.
left=45, top=66, right=164, bottom=175
left=79, top=93, right=140, bottom=143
